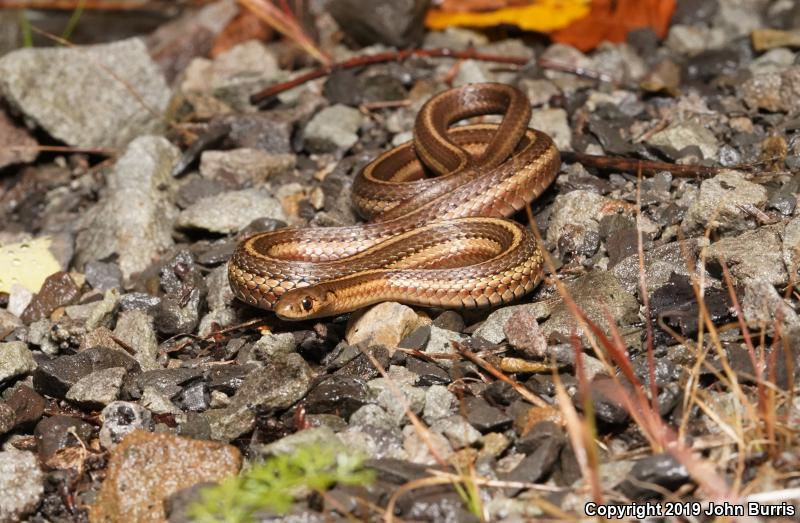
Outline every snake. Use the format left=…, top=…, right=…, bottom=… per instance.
left=228, top=82, right=561, bottom=320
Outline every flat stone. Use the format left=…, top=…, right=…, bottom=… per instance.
left=34, top=415, right=94, bottom=462
left=20, top=271, right=80, bottom=323
left=66, top=366, right=127, bottom=409
left=180, top=40, right=285, bottom=116
left=200, top=149, right=295, bottom=186
left=0, top=38, right=169, bottom=149
left=647, top=121, right=720, bottom=160
left=207, top=354, right=313, bottom=441
left=176, top=187, right=286, bottom=234
left=90, top=430, right=241, bottom=522
left=5, top=385, right=46, bottom=429
left=328, top=0, right=428, bottom=47
left=113, top=309, right=160, bottom=371
left=707, top=224, right=787, bottom=286
left=540, top=271, right=640, bottom=344
left=684, top=170, right=768, bottom=233
left=464, top=396, right=512, bottom=433
left=473, top=302, right=551, bottom=344
left=304, top=376, right=371, bottom=421
left=303, top=104, right=363, bottom=154
left=504, top=308, right=548, bottom=358
left=0, top=450, right=43, bottom=523
left=33, top=346, right=140, bottom=399
left=0, top=341, right=37, bottom=384
left=529, top=108, right=572, bottom=151
left=545, top=190, right=610, bottom=250
left=346, top=302, right=425, bottom=348
left=75, top=136, right=180, bottom=280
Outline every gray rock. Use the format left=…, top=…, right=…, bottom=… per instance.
left=207, top=354, right=313, bottom=441
left=741, top=276, right=800, bottom=331
left=99, top=401, right=154, bottom=449
left=368, top=367, right=425, bottom=424
left=0, top=341, right=37, bottom=384
left=76, top=136, right=180, bottom=280
left=0, top=403, right=14, bottom=435
left=684, top=171, right=768, bottom=232
left=176, top=188, right=286, bottom=234
left=154, top=287, right=203, bottom=335
left=84, top=260, right=123, bottom=291
left=199, top=149, right=295, bottom=186
left=473, top=302, right=552, bottom=344
left=114, top=309, right=159, bottom=371
left=540, top=272, right=639, bottom=343
left=423, top=325, right=466, bottom=363
left=530, top=108, right=572, bottom=151
left=612, top=239, right=705, bottom=295
left=180, top=40, right=286, bottom=116
left=253, top=427, right=340, bottom=458
left=464, top=396, right=511, bottom=433
left=349, top=404, right=395, bottom=431
left=741, top=66, right=800, bottom=113
left=305, top=376, right=371, bottom=420
left=198, top=264, right=237, bottom=337
left=249, top=332, right=297, bottom=361
left=0, top=450, right=43, bottom=522
left=518, top=78, right=561, bottom=107
left=706, top=224, right=787, bottom=286
left=66, top=367, right=127, bottom=409
left=783, top=216, right=800, bottom=279
left=431, top=415, right=482, bottom=448
left=33, top=346, right=139, bottom=399
left=423, top=385, right=457, bottom=423
left=546, top=190, right=610, bottom=251
left=0, top=38, right=169, bottom=149
left=328, top=0, right=428, bottom=48
left=303, top=104, right=363, bottom=154
left=646, top=121, right=720, bottom=160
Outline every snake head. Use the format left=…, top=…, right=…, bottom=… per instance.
left=274, top=286, right=336, bottom=320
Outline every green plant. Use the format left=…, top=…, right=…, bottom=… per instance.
left=188, top=443, right=374, bottom=523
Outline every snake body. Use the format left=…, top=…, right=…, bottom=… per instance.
left=228, top=83, right=560, bottom=320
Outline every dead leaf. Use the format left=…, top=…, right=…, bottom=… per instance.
left=551, top=0, right=676, bottom=51
left=426, top=0, right=591, bottom=33
left=211, top=9, right=274, bottom=58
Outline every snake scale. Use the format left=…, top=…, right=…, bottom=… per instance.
left=228, top=82, right=560, bottom=320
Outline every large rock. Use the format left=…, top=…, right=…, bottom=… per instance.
left=0, top=449, right=43, bottom=522
left=90, top=430, right=241, bottom=522
left=0, top=38, right=170, bottom=149
left=76, top=136, right=180, bottom=280
left=328, top=0, right=429, bottom=47
left=683, top=171, right=768, bottom=233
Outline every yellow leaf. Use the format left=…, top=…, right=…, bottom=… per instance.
left=426, top=0, right=591, bottom=33
left=0, top=237, right=62, bottom=294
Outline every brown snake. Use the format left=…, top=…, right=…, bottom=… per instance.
left=228, top=82, right=561, bottom=320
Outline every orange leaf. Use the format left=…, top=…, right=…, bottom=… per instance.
left=211, top=10, right=274, bottom=58
left=426, top=0, right=591, bottom=33
left=551, top=0, right=676, bottom=51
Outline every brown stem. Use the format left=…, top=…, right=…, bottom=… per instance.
left=560, top=151, right=723, bottom=178
left=250, top=47, right=613, bottom=105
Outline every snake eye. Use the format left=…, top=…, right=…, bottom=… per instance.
left=301, top=297, right=314, bottom=311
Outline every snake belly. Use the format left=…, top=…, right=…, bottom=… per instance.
left=228, top=82, right=560, bottom=320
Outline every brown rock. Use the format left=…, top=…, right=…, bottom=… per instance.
left=21, top=271, right=80, bottom=324
left=504, top=309, right=548, bottom=358
left=0, top=109, right=37, bottom=168
left=89, top=430, right=241, bottom=523
left=345, top=302, right=429, bottom=348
